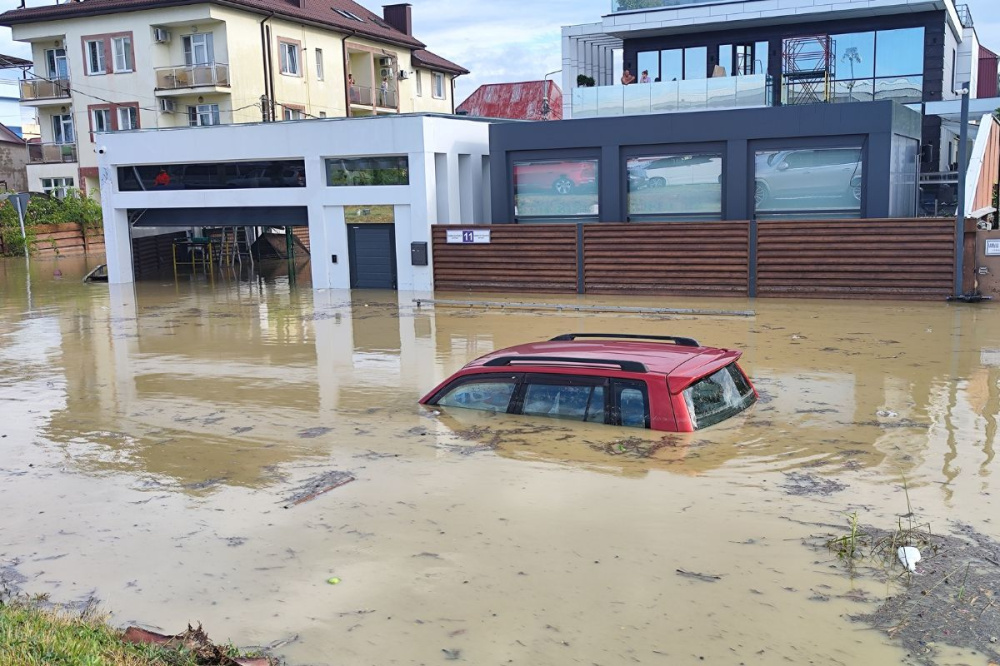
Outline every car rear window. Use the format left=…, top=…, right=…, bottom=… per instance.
left=682, top=363, right=755, bottom=430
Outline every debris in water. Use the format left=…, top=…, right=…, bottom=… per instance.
left=297, top=427, right=333, bottom=439
left=897, top=546, right=921, bottom=572
left=442, top=648, right=462, bottom=660
left=122, top=624, right=276, bottom=665
left=876, top=410, right=899, bottom=418
left=283, top=470, right=354, bottom=508
left=780, top=472, right=847, bottom=496
left=675, top=569, right=723, bottom=583
left=326, top=577, right=341, bottom=585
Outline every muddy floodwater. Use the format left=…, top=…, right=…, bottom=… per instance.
left=2, top=256, right=999, bottom=665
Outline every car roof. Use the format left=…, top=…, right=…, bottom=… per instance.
left=466, top=336, right=741, bottom=379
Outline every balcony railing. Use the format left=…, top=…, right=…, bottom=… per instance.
left=28, top=142, right=77, bottom=164
left=349, top=84, right=373, bottom=106
left=611, top=0, right=719, bottom=12
left=154, top=63, right=230, bottom=90
left=955, top=4, right=973, bottom=28
left=19, top=77, right=70, bottom=102
left=573, top=74, right=770, bottom=118
left=376, top=89, right=398, bottom=109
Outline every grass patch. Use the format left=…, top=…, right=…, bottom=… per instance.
left=0, top=595, right=271, bottom=665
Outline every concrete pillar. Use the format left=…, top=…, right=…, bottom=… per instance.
left=307, top=202, right=333, bottom=288
left=447, top=152, right=461, bottom=225
left=606, top=47, right=614, bottom=84
left=98, top=163, right=134, bottom=284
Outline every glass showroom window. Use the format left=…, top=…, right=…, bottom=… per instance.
left=626, top=153, right=722, bottom=221
left=326, top=156, right=409, bottom=186
left=753, top=147, right=863, bottom=219
left=117, top=160, right=306, bottom=191
left=828, top=27, right=924, bottom=104
left=512, top=159, right=599, bottom=222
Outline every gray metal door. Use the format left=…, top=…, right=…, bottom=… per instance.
left=348, top=224, right=397, bottom=289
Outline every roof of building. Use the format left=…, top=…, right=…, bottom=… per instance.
left=0, top=0, right=425, bottom=49
left=457, top=80, right=563, bottom=121
left=412, top=48, right=468, bottom=76
left=0, top=53, right=32, bottom=69
left=0, top=122, right=25, bottom=144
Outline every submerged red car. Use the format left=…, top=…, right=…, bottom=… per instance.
left=419, top=333, right=757, bottom=432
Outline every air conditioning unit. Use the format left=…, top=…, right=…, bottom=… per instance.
left=153, top=27, right=171, bottom=43
left=380, top=68, right=394, bottom=79
left=159, top=98, right=176, bottom=113
left=398, top=69, right=409, bottom=80
left=379, top=57, right=393, bottom=67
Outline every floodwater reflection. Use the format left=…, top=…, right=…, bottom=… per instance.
left=0, top=256, right=998, bottom=665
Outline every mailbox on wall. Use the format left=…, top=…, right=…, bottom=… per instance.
left=411, top=241, right=428, bottom=266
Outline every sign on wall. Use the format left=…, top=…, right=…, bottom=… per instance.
left=986, top=239, right=1000, bottom=256
left=446, top=229, right=491, bottom=244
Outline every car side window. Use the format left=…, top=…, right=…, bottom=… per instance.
left=522, top=382, right=605, bottom=422
left=437, top=377, right=518, bottom=413
left=612, top=380, right=649, bottom=429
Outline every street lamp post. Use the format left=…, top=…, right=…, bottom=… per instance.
left=542, top=69, right=561, bottom=120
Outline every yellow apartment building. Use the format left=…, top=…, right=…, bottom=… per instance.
left=0, top=0, right=468, bottom=198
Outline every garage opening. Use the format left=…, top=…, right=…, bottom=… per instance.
left=128, top=206, right=309, bottom=282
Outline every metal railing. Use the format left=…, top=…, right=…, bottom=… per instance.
left=349, top=84, right=373, bottom=106
left=28, top=142, right=77, bottom=164
left=955, top=4, right=973, bottom=28
left=572, top=74, right=769, bottom=118
left=154, top=63, right=230, bottom=90
left=376, top=89, right=398, bottom=108
left=19, top=77, right=70, bottom=101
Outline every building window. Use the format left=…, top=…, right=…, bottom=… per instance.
left=415, top=69, right=423, bottom=96
left=52, top=114, right=74, bottom=143
left=279, top=42, right=300, bottom=76
left=45, top=48, right=68, bottom=79
left=188, top=104, right=221, bottom=126
left=684, top=46, right=707, bottom=79
left=754, top=147, right=863, bottom=219
left=432, top=72, right=445, bottom=98
left=91, top=107, right=111, bottom=134
left=112, top=36, right=133, bottom=72
left=627, top=154, right=723, bottom=221
left=315, top=48, right=324, bottom=80
left=117, top=106, right=138, bottom=130
left=85, top=39, right=105, bottom=75
left=283, top=106, right=303, bottom=120
left=325, top=156, right=409, bottom=186
left=183, top=33, right=214, bottom=65
left=41, top=177, right=74, bottom=199
left=117, top=160, right=306, bottom=191
left=512, top=158, right=599, bottom=221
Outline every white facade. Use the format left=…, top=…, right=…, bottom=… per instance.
left=96, top=113, right=491, bottom=291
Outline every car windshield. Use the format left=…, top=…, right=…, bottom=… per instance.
left=682, top=363, right=755, bottom=430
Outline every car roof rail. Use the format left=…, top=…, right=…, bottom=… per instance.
left=483, top=355, right=647, bottom=373
left=550, top=333, right=701, bottom=347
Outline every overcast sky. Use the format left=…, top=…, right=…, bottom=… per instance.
left=1, top=0, right=998, bottom=104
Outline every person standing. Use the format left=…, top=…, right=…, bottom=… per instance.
left=621, top=69, right=636, bottom=85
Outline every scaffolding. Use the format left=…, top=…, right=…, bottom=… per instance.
left=782, top=35, right=836, bottom=105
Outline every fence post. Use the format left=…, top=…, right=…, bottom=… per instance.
left=748, top=219, right=758, bottom=298
left=576, top=222, right=585, bottom=294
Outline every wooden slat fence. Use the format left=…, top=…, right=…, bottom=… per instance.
left=584, top=222, right=749, bottom=296
left=432, top=224, right=578, bottom=293
left=0, top=222, right=104, bottom=257
left=756, top=219, right=956, bottom=300
left=431, top=219, right=962, bottom=301
left=132, top=231, right=187, bottom=277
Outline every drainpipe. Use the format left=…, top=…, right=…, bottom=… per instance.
left=340, top=31, right=357, bottom=116
left=259, top=12, right=275, bottom=121
left=450, top=75, right=456, bottom=115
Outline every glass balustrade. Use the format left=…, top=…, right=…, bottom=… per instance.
left=572, top=75, right=769, bottom=118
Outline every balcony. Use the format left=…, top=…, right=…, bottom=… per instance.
left=19, top=77, right=71, bottom=105
left=154, top=63, right=231, bottom=95
left=28, top=142, right=77, bottom=165
left=376, top=89, right=398, bottom=110
left=573, top=75, right=769, bottom=118
left=349, top=84, right=373, bottom=106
